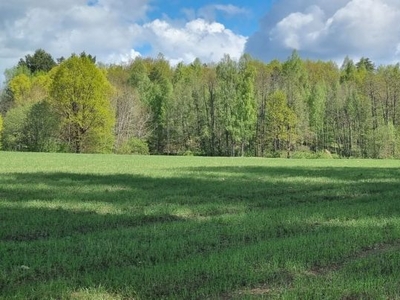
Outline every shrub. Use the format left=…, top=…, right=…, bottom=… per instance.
left=2, top=105, right=31, bottom=151
left=291, top=149, right=337, bottom=159
left=116, top=137, right=150, bottom=155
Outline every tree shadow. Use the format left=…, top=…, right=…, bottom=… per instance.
left=2, top=166, right=400, bottom=243
left=180, top=165, right=400, bottom=181
left=1, top=165, right=400, bottom=298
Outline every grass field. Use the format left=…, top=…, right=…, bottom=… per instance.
left=1, top=152, right=400, bottom=299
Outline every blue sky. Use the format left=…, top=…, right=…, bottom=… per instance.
left=1, top=0, right=400, bottom=85
left=149, top=0, right=275, bottom=36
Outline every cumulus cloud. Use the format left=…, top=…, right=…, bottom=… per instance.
left=0, top=0, right=149, bottom=80
left=270, top=5, right=326, bottom=51
left=142, top=18, right=246, bottom=64
left=0, top=0, right=246, bottom=85
left=246, top=0, right=400, bottom=65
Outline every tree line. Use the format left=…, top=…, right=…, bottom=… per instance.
left=1, top=49, right=400, bottom=158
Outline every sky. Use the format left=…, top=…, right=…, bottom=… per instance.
left=1, top=0, right=400, bottom=85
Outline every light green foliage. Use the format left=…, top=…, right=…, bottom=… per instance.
left=8, top=74, right=32, bottom=105
left=50, top=55, right=115, bottom=153
left=130, top=56, right=173, bottom=154
left=340, top=56, right=357, bottom=83
left=8, top=72, right=51, bottom=106
left=282, top=50, right=309, bottom=145
left=127, top=137, right=150, bottom=155
left=253, top=59, right=282, bottom=157
left=201, top=65, right=219, bottom=156
left=1, top=67, right=59, bottom=152
left=129, top=58, right=153, bottom=103
left=3, top=65, right=31, bottom=85
left=4, top=49, right=400, bottom=158
left=236, top=54, right=257, bottom=156
left=216, top=54, right=242, bottom=155
left=1, top=105, right=31, bottom=151
left=115, top=137, right=149, bottom=155
left=108, top=65, right=150, bottom=152
left=22, top=101, right=60, bottom=152
left=308, top=83, right=326, bottom=131
left=370, top=123, right=400, bottom=158
left=1, top=153, right=400, bottom=299
left=169, top=62, right=201, bottom=155
left=1, top=66, right=32, bottom=114
left=308, top=83, right=326, bottom=150
left=267, top=90, right=297, bottom=154
left=148, top=56, right=173, bottom=153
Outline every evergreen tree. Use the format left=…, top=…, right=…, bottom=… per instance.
left=18, top=49, right=56, bottom=74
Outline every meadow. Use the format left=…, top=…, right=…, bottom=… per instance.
left=1, top=152, right=400, bottom=299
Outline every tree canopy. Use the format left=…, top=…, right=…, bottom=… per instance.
left=18, top=49, right=56, bottom=74
left=49, top=55, right=114, bottom=153
left=2, top=49, right=400, bottom=158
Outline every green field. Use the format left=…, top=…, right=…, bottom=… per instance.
left=1, top=152, right=400, bottom=299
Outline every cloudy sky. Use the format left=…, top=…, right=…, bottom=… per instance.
left=1, top=0, right=400, bottom=84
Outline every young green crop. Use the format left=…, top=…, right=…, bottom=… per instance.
left=1, top=152, right=400, bottom=299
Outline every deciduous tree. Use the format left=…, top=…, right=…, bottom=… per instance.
left=1, top=105, right=31, bottom=151
left=50, top=55, right=114, bottom=153
left=22, top=101, right=60, bottom=152
left=282, top=51, right=309, bottom=148
left=108, top=65, right=151, bottom=152
left=217, top=54, right=239, bottom=155
left=266, top=90, right=297, bottom=156
left=236, top=54, right=257, bottom=156
left=147, top=56, right=173, bottom=154
left=8, top=73, right=51, bottom=106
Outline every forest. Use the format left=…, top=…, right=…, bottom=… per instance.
left=0, top=49, right=399, bottom=158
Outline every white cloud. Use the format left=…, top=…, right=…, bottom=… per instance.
left=142, top=18, right=247, bottom=64
left=246, top=0, right=400, bottom=65
left=323, top=0, right=400, bottom=58
left=270, top=6, right=325, bottom=50
left=0, top=1, right=247, bottom=86
left=107, top=49, right=142, bottom=64
left=0, top=0, right=149, bottom=84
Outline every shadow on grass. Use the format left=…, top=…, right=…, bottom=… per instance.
left=1, top=165, right=400, bottom=298
left=180, top=164, right=400, bottom=180
left=1, top=165, right=400, bottom=245
left=1, top=206, right=181, bottom=242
